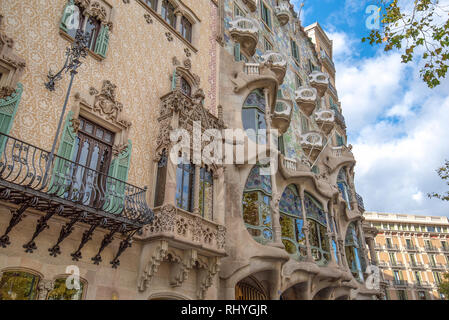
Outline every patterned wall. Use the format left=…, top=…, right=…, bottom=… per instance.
left=0, top=0, right=219, bottom=191
left=222, top=0, right=322, bottom=160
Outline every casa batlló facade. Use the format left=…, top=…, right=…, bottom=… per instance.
left=0, top=0, right=380, bottom=300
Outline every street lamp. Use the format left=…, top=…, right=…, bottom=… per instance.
left=43, top=29, right=89, bottom=184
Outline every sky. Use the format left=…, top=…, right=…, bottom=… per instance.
left=291, top=0, right=449, bottom=217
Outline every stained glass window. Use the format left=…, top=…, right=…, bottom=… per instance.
left=47, top=278, right=85, bottom=300
left=0, top=271, right=40, bottom=300
left=345, top=222, right=365, bottom=282
left=242, top=165, right=273, bottom=244
left=279, top=185, right=305, bottom=260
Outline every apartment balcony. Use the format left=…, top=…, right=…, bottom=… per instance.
left=0, top=133, right=153, bottom=267
left=275, top=1, right=290, bottom=26
left=260, top=51, right=287, bottom=84
left=356, top=193, right=365, bottom=213
left=378, top=261, right=388, bottom=268
left=374, top=244, right=384, bottom=250
left=300, top=132, right=323, bottom=162
left=390, top=261, right=406, bottom=269
left=424, top=245, right=439, bottom=253
left=242, top=0, right=257, bottom=12
left=391, top=280, right=409, bottom=288
left=320, top=49, right=335, bottom=73
left=229, top=17, right=259, bottom=57
left=409, top=262, right=426, bottom=270
left=405, top=244, right=419, bottom=252
left=385, top=244, right=400, bottom=251
left=441, top=246, right=449, bottom=253
left=430, top=263, right=447, bottom=271
left=314, top=109, right=335, bottom=135
left=309, top=70, right=329, bottom=98
left=414, top=281, right=433, bottom=289
left=295, top=86, right=317, bottom=116
left=330, top=105, right=346, bottom=130
left=272, top=100, right=293, bottom=134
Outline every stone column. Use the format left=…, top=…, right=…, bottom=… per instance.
left=324, top=201, right=337, bottom=267
left=299, top=186, right=313, bottom=262
left=164, top=110, right=180, bottom=206
left=366, top=236, right=378, bottom=265
left=193, top=164, right=201, bottom=215
left=175, top=10, right=183, bottom=32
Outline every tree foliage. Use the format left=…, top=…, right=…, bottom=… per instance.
left=438, top=273, right=449, bottom=299
left=428, top=160, right=449, bottom=201
left=362, top=0, right=449, bottom=88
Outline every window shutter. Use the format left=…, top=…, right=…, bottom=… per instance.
left=0, top=84, right=23, bottom=155
left=234, top=43, right=241, bottom=62
left=60, top=0, right=75, bottom=33
left=109, top=140, right=132, bottom=183
left=94, top=25, right=110, bottom=58
left=50, top=111, right=77, bottom=195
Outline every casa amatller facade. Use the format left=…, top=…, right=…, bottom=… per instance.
left=0, top=0, right=381, bottom=300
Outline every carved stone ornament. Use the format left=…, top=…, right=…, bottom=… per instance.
left=172, top=56, right=180, bottom=66
left=196, top=257, right=220, bottom=299
left=144, top=14, right=153, bottom=24
left=138, top=240, right=169, bottom=292
left=184, top=48, right=191, bottom=57
left=0, top=14, right=26, bottom=99
left=165, top=32, right=174, bottom=42
left=183, top=58, right=191, bottom=70
left=93, top=80, right=131, bottom=128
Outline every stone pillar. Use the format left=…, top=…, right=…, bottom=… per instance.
left=357, top=219, right=369, bottom=267
left=366, top=236, right=378, bottom=265
left=175, top=10, right=182, bottom=32
left=193, top=164, right=201, bottom=215
left=324, top=201, right=337, bottom=267
left=164, top=109, right=180, bottom=206
left=299, top=186, right=313, bottom=262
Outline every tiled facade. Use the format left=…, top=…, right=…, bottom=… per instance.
left=364, top=212, right=449, bottom=300
left=0, top=0, right=380, bottom=300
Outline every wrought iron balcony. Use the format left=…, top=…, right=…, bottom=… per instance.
left=405, top=244, right=419, bottom=251
left=390, top=261, right=406, bottom=268
left=392, top=280, right=409, bottom=287
left=378, top=260, right=388, bottom=268
left=300, top=132, right=323, bottom=162
left=308, top=71, right=329, bottom=98
left=424, top=245, right=439, bottom=252
left=386, top=244, right=400, bottom=251
left=295, top=86, right=317, bottom=116
left=0, top=133, right=153, bottom=267
left=356, top=193, right=365, bottom=213
left=320, top=49, right=335, bottom=72
left=330, top=104, right=346, bottom=129
left=275, top=1, right=290, bottom=26
left=414, top=281, right=432, bottom=289
left=314, top=109, right=335, bottom=135
left=260, top=51, right=287, bottom=83
left=430, top=263, right=447, bottom=271
left=374, top=244, right=384, bottom=250
left=441, top=246, right=449, bottom=252
left=409, top=261, right=425, bottom=269
left=229, top=17, right=259, bottom=56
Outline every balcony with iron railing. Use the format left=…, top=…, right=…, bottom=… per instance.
left=414, top=281, right=432, bottom=289
left=441, top=246, right=449, bottom=253
left=409, top=261, right=425, bottom=269
left=0, top=132, right=153, bottom=267
left=390, top=261, right=406, bottom=268
left=424, top=244, right=439, bottom=252
left=385, top=244, right=400, bottom=251
left=430, top=263, right=447, bottom=271
left=405, top=244, right=419, bottom=252
left=391, top=280, right=409, bottom=287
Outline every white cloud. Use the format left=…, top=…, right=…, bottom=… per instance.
left=328, top=31, right=449, bottom=217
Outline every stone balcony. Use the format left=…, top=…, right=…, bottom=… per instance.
left=229, top=17, right=259, bottom=57
left=300, top=132, right=323, bottom=162
left=295, top=86, right=317, bottom=116
left=314, top=109, right=335, bottom=135
left=272, top=100, right=293, bottom=134
left=309, top=71, right=329, bottom=98
left=261, top=51, right=287, bottom=84
left=275, top=1, right=290, bottom=26
left=242, top=0, right=257, bottom=12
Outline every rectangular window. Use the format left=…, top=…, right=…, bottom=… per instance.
left=264, top=37, right=273, bottom=52
left=291, top=39, right=299, bottom=62
left=295, top=74, right=302, bottom=88
left=143, top=0, right=158, bottom=10
left=180, top=16, right=192, bottom=42
left=336, top=134, right=344, bottom=147
left=175, top=159, right=195, bottom=212
left=390, top=253, right=397, bottom=264
left=162, top=0, right=176, bottom=29
left=234, top=2, right=246, bottom=17
left=260, top=1, right=272, bottom=29
left=433, top=272, right=442, bottom=284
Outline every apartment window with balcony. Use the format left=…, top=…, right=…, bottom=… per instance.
left=427, top=226, right=436, bottom=232
left=260, top=1, right=272, bottom=29
left=410, top=254, right=416, bottom=264
left=415, top=271, right=422, bottom=284
left=433, top=271, right=442, bottom=284
left=59, top=2, right=110, bottom=58
left=161, top=0, right=176, bottom=29
left=143, top=0, right=158, bottom=11
left=389, top=252, right=396, bottom=264
left=386, top=238, right=392, bottom=248
left=429, top=254, right=436, bottom=266
left=336, top=133, right=344, bottom=146
left=175, top=156, right=195, bottom=212
left=337, top=168, right=352, bottom=209
left=406, top=238, right=413, bottom=249
left=180, top=17, right=192, bottom=43
left=441, top=240, right=448, bottom=250
left=291, top=39, right=300, bottom=62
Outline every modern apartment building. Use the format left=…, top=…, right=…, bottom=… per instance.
left=0, top=0, right=379, bottom=300
left=364, top=212, right=449, bottom=300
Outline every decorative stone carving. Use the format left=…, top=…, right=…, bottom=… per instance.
left=165, top=32, right=174, bottom=42
left=172, top=56, right=180, bottom=66
left=37, top=279, right=55, bottom=300
left=295, top=87, right=317, bottom=116
left=169, top=249, right=197, bottom=287
left=184, top=48, right=191, bottom=57
left=144, top=14, right=153, bottom=24
left=138, top=240, right=169, bottom=291
left=196, top=257, right=220, bottom=299
left=183, top=58, right=191, bottom=70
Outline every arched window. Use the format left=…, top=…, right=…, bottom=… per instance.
left=0, top=270, right=40, bottom=300
left=199, top=166, right=213, bottom=220
left=345, top=222, right=365, bottom=282
left=175, top=156, right=195, bottom=212
left=180, top=77, right=192, bottom=97
left=242, top=89, right=267, bottom=144
left=47, top=277, right=86, bottom=300
left=279, top=185, right=306, bottom=260
left=242, top=165, right=273, bottom=244
left=304, top=193, right=330, bottom=265
left=337, top=168, right=352, bottom=209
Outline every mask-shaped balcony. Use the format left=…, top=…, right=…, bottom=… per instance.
left=261, top=51, right=287, bottom=84
left=272, top=100, right=292, bottom=134
left=300, top=132, right=323, bottom=162
left=242, top=0, right=257, bottom=12
left=295, top=86, right=317, bottom=116
left=275, top=2, right=290, bottom=26
left=322, top=144, right=355, bottom=173
left=229, top=17, right=259, bottom=57
left=314, top=109, right=335, bottom=135
left=0, top=133, right=153, bottom=267
left=309, top=71, right=329, bottom=98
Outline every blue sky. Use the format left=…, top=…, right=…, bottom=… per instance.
left=291, top=0, right=449, bottom=217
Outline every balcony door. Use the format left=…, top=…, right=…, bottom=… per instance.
left=71, top=117, right=114, bottom=206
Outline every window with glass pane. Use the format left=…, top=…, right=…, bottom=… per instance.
left=261, top=2, right=271, bottom=29
left=180, top=16, right=192, bottom=42
left=242, top=90, right=267, bottom=144
left=64, top=4, right=101, bottom=52
left=162, top=0, right=176, bottom=28
left=397, top=290, right=407, bottom=300
left=70, top=117, right=114, bottom=206
left=0, top=271, right=40, bottom=300
left=234, top=3, right=246, bottom=17
left=337, top=168, right=352, bottom=209
left=295, top=74, right=302, bottom=88
left=345, top=222, right=365, bottom=282
left=291, top=39, right=299, bottom=62
left=199, top=167, right=213, bottom=220
left=279, top=185, right=306, bottom=260
left=144, top=0, right=158, bottom=10
left=305, top=193, right=330, bottom=265
left=84, top=17, right=101, bottom=51
left=242, top=165, right=273, bottom=244
left=47, top=278, right=85, bottom=300
left=180, top=77, right=192, bottom=97
left=264, top=38, right=273, bottom=52
left=175, top=157, right=195, bottom=212
left=300, top=113, right=309, bottom=133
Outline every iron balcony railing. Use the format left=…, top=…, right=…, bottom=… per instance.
left=356, top=193, right=365, bottom=212
left=425, top=245, right=439, bottom=252
left=330, top=105, right=346, bottom=129
left=409, top=261, right=425, bottom=269
left=414, top=281, right=432, bottom=289
left=390, top=261, right=405, bottom=268
left=405, top=244, right=419, bottom=251
left=320, top=49, right=335, bottom=70
left=441, top=246, right=449, bottom=252
left=430, top=263, right=447, bottom=270
left=392, top=280, right=409, bottom=287
left=0, top=133, right=153, bottom=231
left=386, top=244, right=400, bottom=251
